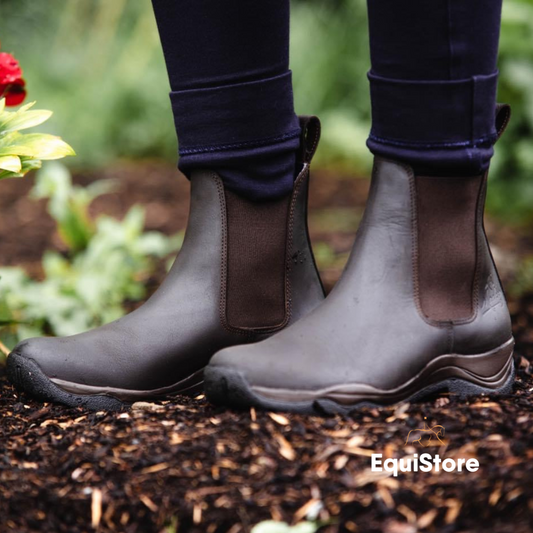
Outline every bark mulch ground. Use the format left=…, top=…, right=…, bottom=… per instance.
left=0, top=163, right=532, bottom=533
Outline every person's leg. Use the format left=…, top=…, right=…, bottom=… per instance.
left=7, top=3, right=325, bottom=409
left=366, top=0, right=502, bottom=176
left=151, top=0, right=300, bottom=200
left=204, top=1, right=515, bottom=413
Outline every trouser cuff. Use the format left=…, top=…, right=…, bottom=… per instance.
left=368, top=71, right=499, bottom=149
left=170, top=71, right=300, bottom=156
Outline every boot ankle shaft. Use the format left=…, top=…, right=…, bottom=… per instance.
left=414, top=173, right=487, bottom=323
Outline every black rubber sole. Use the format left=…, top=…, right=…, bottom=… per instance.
left=8, top=349, right=516, bottom=415
left=7, top=353, right=127, bottom=411
left=7, top=353, right=203, bottom=411
left=204, top=359, right=516, bottom=416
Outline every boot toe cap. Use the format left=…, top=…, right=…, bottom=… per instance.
left=11, top=337, right=67, bottom=379
left=208, top=337, right=314, bottom=391
left=10, top=335, right=109, bottom=387
left=208, top=344, right=257, bottom=376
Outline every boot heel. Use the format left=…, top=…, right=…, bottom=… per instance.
left=446, top=347, right=516, bottom=399
left=408, top=340, right=516, bottom=403
left=446, top=359, right=515, bottom=399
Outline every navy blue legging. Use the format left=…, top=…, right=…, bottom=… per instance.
left=151, top=0, right=502, bottom=200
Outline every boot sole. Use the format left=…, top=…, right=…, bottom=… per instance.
left=204, top=339, right=516, bottom=415
left=7, top=352, right=204, bottom=411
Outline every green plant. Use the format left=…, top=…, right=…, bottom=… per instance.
left=0, top=98, right=74, bottom=179
left=30, top=161, right=115, bottom=251
left=0, top=163, right=182, bottom=362
left=487, top=0, right=533, bottom=224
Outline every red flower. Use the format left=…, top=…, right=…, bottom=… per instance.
left=0, top=52, right=27, bottom=106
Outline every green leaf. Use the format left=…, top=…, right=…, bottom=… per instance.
left=14, top=133, right=76, bottom=160
left=0, top=145, right=35, bottom=157
left=0, top=105, right=53, bottom=135
left=0, top=131, right=75, bottom=164
left=0, top=99, right=5, bottom=114
left=17, top=102, right=38, bottom=113
left=0, top=155, right=22, bottom=173
left=0, top=132, right=37, bottom=157
left=20, top=158, right=43, bottom=174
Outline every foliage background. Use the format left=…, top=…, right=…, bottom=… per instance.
left=1, top=0, right=532, bottom=223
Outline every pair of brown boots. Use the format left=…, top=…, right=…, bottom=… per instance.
left=7, top=112, right=515, bottom=414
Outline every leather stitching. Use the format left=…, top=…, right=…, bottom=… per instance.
left=180, top=129, right=301, bottom=155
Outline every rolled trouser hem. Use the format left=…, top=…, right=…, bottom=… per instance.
left=170, top=71, right=300, bottom=154
left=367, top=71, right=499, bottom=173
left=171, top=71, right=300, bottom=200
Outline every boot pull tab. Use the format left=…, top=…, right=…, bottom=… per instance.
left=298, top=115, right=321, bottom=164
left=495, top=103, right=511, bottom=141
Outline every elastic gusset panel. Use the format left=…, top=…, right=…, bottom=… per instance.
left=224, top=189, right=290, bottom=330
left=415, top=174, right=483, bottom=321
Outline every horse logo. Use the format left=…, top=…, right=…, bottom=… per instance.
left=405, top=424, right=445, bottom=447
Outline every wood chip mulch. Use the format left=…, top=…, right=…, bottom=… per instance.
left=1, top=343, right=532, bottom=533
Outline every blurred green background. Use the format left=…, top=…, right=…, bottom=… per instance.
left=1, top=0, right=532, bottom=223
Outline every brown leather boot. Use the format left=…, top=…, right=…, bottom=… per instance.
left=205, top=106, right=515, bottom=414
left=7, top=117, right=324, bottom=410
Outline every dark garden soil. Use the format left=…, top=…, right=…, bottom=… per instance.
left=0, top=162, right=532, bottom=533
